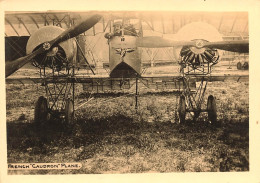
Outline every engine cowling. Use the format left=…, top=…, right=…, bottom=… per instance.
left=176, top=22, right=222, bottom=69
left=26, top=26, right=77, bottom=71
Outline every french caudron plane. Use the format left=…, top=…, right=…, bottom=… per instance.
left=5, top=11, right=249, bottom=125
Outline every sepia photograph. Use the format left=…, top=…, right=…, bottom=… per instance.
left=1, top=0, right=260, bottom=182
left=4, top=10, right=249, bottom=173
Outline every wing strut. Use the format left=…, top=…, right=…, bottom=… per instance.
left=75, top=39, right=95, bottom=75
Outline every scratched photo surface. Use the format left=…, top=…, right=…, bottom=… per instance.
left=5, top=11, right=249, bottom=174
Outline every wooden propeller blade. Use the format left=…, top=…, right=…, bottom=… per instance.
left=204, top=40, right=249, bottom=53
left=136, top=37, right=195, bottom=48
left=48, top=14, right=102, bottom=46
left=137, top=37, right=249, bottom=53
left=5, top=14, right=102, bottom=78
left=5, top=47, right=45, bottom=77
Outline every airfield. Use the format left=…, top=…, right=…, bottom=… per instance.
left=6, top=63, right=249, bottom=174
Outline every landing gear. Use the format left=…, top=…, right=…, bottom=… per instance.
left=237, top=61, right=249, bottom=70
left=177, top=77, right=218, bottom=125
left=34, top=96, right=48, bottom=124
left=33, top=65, right=76, bottom=124
left=43, top=78, right=75, bottom=124
left=34, top=81, right=75, bottom=124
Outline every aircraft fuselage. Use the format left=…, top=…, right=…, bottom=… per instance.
left=109, top=35, right=141, bottom=78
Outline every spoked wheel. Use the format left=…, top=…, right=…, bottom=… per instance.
left=178, top=95, right=186, bottom=123
left=65, top=98, right=74, bottom=124
left=34, top=96, right=48, bottom=124
left=207, top=95, right=218, bottom=126
left=237, top=62, right=242, bottom=70
left=243, top=62, right=249, bottom=70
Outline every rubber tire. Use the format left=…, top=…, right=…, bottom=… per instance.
left=34, top=96, right=48, bottom=124
left=65, top=99, right=74, bottom=124
left=207, top=95, right=218, bottom=125
left=237, top=62, right=242, bottom=70
left=243, top=62, right=249, bottom=70
left=178, top=95, right=186, bottom=123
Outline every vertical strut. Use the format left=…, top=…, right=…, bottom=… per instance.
left=72, top=67, right=75, bottom=112
left=135, top=74, right=138, bottom=111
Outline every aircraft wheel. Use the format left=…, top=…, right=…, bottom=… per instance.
left=65, top=99, right=74, bottom=124
left=34, top=96, right=48, bottom=124
left=207, top=95, right=218, bottom=126
left=178, top=95, right=186, bottom=123
left=237, top=62, right=242, bottom=70
left=243, top=62, right=249, bottom=70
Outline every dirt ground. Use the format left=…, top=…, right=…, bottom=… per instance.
left=6, top=77, right=249, bottom=174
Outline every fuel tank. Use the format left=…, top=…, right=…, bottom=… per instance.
left=109, top=36, right=141, bottom=78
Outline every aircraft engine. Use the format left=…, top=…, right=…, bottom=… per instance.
left=176, top=22, right=223, bottom=68
left=26, top=26, right=77, bottom=71
left=180, top=40, right=219, bottom=68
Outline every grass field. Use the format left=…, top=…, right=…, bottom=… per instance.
left=6, top=79, right=249, bottom=174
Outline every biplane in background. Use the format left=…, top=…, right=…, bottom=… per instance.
left=5, top=11, right=249, bottom=125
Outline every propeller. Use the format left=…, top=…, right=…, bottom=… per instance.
left=203, top=40, right=249, bottom=53
left=136, top=37, right=195, bottom=48
left=136, top=36, right=249, bottom=53
left=5, top=14, right=102, bottom=78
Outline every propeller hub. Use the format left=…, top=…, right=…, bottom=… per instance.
left=46, top=47, right=58, bottom=56
left=195, top=39, right=205, bottom=48
left=43, top=42, right=51, bottom=51
left=190, top=47, right=206, bottom=54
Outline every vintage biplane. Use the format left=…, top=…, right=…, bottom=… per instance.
left=5, top=11, right=249, bottom=125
